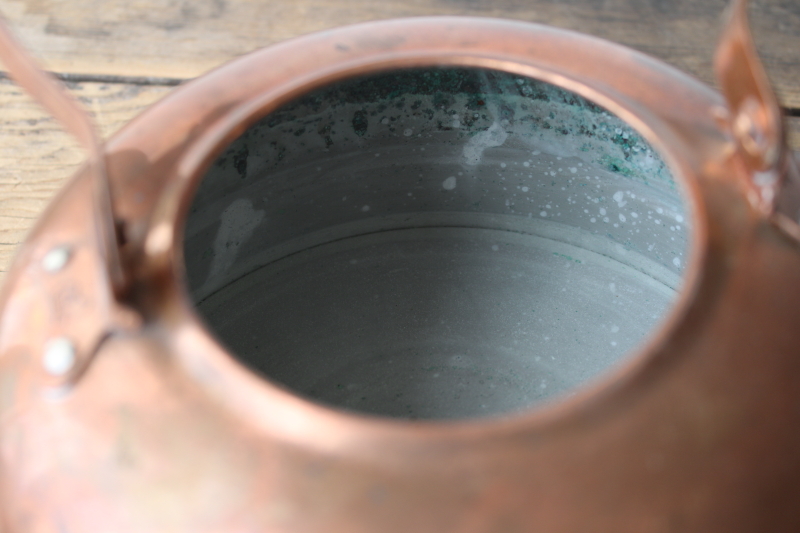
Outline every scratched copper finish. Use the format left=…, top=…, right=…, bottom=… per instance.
left=2, top=0, right=800, bottom=530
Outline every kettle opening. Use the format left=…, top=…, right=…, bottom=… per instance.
left=181, top=67, right=692, bottom=420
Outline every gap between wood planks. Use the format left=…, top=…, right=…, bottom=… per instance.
left=0, top=70, right=184, bottom=86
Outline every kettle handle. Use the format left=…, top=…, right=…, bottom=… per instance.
left=0, top=13, right=124, bottom=291
left=714, top=0, right=800, bottom=238
left=0, top=14, right=138, bottom=388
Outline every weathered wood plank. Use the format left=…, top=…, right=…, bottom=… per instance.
left=1, top=0, right=799, bottom=108
left=0, top=79, right=171, bottom=281
left=788, top=116, right=800, bottom=155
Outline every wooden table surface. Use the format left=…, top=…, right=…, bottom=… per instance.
left=0, top=0, right=798, bottom=285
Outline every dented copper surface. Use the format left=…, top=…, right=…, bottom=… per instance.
left=1, top=0, right=800, bottom=530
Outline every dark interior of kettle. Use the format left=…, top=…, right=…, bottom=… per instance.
left=182, top=67, right=691, bottom=420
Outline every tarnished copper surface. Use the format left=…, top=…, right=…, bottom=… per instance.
left=1, top=0, right=800, bottom=531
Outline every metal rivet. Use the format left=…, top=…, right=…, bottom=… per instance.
left=43, top=337, right=76, bottom=376
left=42, top=246, right=71, bottom=273
left=145, top=223, right=172, bottom=256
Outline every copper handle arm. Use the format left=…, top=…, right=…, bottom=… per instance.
left=715, top=0, right=800, bottom=237
left=0, top=14, right=124, bottom=291
left=0, top=14, right=138, bottom=388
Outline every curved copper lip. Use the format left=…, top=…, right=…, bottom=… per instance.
left=127, top=17, right=715, bottom=442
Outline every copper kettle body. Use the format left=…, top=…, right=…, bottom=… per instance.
left=1, top=0, right=800, bottom=531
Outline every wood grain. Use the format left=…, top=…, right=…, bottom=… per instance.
left=788, top=116, right=800, bottom=154
left=0, top=79, right=170, bottom=278
left=0, top=0, right=799, bottom=108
